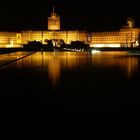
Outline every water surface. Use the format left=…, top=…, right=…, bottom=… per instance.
left=0, top=51, right=140, bottom=97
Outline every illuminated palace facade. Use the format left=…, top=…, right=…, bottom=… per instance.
left=0, top=8, right=140, bottom=48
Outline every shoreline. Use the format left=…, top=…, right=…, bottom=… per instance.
left=0, top=47, right=140, bottom=55
left=89, top=47, right=140, bottom=51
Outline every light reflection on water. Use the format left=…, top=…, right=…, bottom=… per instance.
left=15, top=51, right=140, bottom=87
left=90, top=51, right=139, bottom=77
left=16, top=52, right=90, bottom=86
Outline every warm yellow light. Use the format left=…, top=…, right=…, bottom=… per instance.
left=90, top=44, right=121, bottom=48
left=10, top=40, right=14, bottom=48
left=136, top=40, right=139, bottom=46
left=6, top=40, right=14, bottom=48
left=48, top=12, right=60, bottom=31
left=16, top=33, right=22, bottom=43
left=91, top=50, right=100, bottom=54
left=6, top=44, right=11, bottom=48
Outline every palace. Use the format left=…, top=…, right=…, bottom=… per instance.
left=0, top=8, right=140, bottom=48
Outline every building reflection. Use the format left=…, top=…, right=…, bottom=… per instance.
left=48, top=57, right=60, bottom=86
left=126, top=57, right=138, bottom=77
left=90, top=51, right=139, bottom=77
left=16, top=51, right=140, bottom=87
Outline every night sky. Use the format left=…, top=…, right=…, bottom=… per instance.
left=0, top=0, right=139, bottom=31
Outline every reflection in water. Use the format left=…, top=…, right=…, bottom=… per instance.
left=90, top=52, right=139, bottom=77
left=16, top=51, right=140, bottom=87
left=48, top=58, right=60, bottom=86
left=0, top=52, right=32, bottom=67
left=126, top=57, right=138, bottom=77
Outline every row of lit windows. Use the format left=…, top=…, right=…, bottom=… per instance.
left=92, top=38, right=120, bottom=40
left=94, top=32, right=119, bottom=35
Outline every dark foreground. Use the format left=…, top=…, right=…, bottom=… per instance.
left=0, top=51, right=140, bottom=127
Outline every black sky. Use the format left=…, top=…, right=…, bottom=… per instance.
left=0, top=0, right=139, bottom=31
